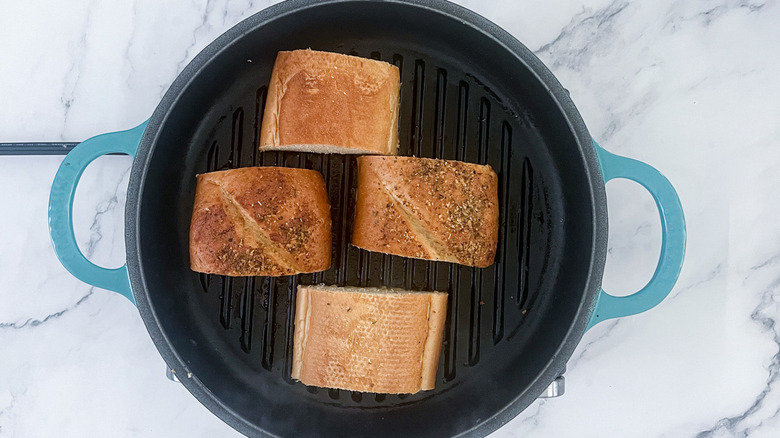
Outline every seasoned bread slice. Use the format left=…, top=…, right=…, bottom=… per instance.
left=259, top=49, right=400, bottom=155
left=189, top=167, right=331, bottom=276
left=292, top=285, right=447, bottom=394
left=352, top=156, right=499, bottom=268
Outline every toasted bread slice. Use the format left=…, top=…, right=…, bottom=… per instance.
left=292, top=285, right=447, bottom=394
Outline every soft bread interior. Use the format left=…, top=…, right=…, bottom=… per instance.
left=292, top=285, right=448, bottom=393
left=259, top=49, right=400, bottom=155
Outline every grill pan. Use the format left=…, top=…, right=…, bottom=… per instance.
left=47, top=1, right=686, bottom=436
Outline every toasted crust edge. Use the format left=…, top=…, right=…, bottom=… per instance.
left=421, top=293, right=448, bottom=390
left=291, top=285, right=310, bottom=381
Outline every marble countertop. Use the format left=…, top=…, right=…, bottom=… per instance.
left=1, top=0, right=778, bottom=436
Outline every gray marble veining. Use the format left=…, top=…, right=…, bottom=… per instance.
left=1, top=0, right=779, bottom=436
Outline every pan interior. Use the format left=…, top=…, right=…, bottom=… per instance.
left=134, top=2, right=599, bottom=436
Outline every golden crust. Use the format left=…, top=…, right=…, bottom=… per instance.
left=353, top=156, right=499, bottom=268
left=189, top=167, right=331, bottom=276
left=292, top=285, right=447, bottom=394
left=259, top=49, right=400, bottom=155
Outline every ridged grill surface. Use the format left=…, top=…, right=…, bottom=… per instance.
left=195, top=51, right=543, bottom=406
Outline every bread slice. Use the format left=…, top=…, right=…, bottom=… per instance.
left=259, top=49, right=400, bottom=155
left=292, top=285, right=447, bottom=394
left=353, top=156, right=499, bottom=268
left=189, top=167, right=331, bottom=276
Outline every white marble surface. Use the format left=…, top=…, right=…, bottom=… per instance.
left=1, top=0, right=778, bottom=436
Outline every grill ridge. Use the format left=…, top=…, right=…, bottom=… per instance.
left=231, top=108, right=244, bottom=167
left=252, top=86, right=267, bottom=166
left=261, top=277, right=276, bottom=370
left=491, top=122, right=513, bottom=345
left=207, top=141, right=219, bottom=172
left=199, top=273, right=211, bottom=293
left=412, top=59, right=425, bottom=156
left=434, top=69, right=447, bottom=159
left=283, top=276, right=298, bottom=384
left=336, top=157, right=354, bottom=286
left=240, top=277, right=255, bottom=352
left=220, top=276, right=233, bottom=329
left=443, top=264, right=459, bottom=382
left=517, top=158, right=534, bottom=308
left=468, top=268, right=482, bottom=366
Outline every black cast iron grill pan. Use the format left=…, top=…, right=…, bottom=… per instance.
left=126, top=1, right=605, bottom=436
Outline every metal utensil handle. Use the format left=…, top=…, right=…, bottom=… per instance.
left=587, top=141, right=686, bottom=329
left=0, top=142, right=78, bottom=155
left=48, top=121, right=148, bottom=305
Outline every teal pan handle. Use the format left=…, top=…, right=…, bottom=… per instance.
left=48, top=122, right=147, bottom=305
left=587, top=141, right=686, bottom=329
